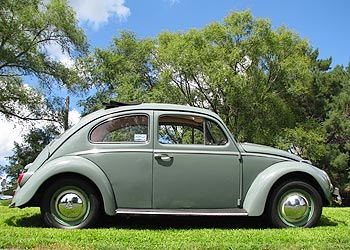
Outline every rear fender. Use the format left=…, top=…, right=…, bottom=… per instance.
left=11, top=156, right=116, bottom=215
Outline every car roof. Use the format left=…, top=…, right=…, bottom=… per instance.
left=82, top=103, right=219, bottom=122
left=48, top=103, right=227, bottom=154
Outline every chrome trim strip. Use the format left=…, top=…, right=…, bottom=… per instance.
left=71, top=148, right=153, bottom=156
left=74, top=149, right=290, bottom=160
left=240, top=152, right=290, bottom=161
left=154, top=149, right=241, bottom=156
left=116, top=208, right=248, bottom=216
left=72, top=148, right=241, bottom=157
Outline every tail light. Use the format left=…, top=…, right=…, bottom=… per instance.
left=17, top=163, right=33, bottom=187
left=17, top=173, right=25, bottom=186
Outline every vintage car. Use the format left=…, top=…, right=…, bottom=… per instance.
left=10, top=102, right=340, bottom=229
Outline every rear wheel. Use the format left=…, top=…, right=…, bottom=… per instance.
left=267, top=181, right=322, bottom=228
left=40, top=178, right=100, bottom=229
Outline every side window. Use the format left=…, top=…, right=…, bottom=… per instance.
left=90, top=115, right=148, bottom=143
left=158, top=115, right=227, bottom=145
left=205, top=119, right=228, bottom=145
left=159, top=115, right=204, bottom=144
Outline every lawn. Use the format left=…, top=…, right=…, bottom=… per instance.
left=0, top=202, right=349, bottom=249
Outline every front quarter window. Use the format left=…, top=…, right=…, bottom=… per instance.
left=90, top=115, right=149, bottom=143
left=205, top=119, right=228, bottom=145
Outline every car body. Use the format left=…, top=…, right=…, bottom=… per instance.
left=10, top=102, right=339, bottom=229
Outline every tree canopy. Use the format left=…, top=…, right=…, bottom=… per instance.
left=0, top=0, right=88, bottom=122
left=80, top=11, right=316, bottom=143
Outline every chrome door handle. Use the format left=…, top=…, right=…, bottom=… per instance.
left=154, top=153, right=173, bottom=162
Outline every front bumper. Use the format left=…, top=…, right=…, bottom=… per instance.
left=332, top=187, right=342, bottom=205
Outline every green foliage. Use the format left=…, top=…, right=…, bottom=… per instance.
left=81, top=11, right=314, bottom=145
left=0, top=0, right=87, bottom=84
left=0, top=0, right=88, bottom=122
left=156, top=11, right=313, bottom=144
left=276, top=123, right=326, bottom=163
left=0, top=77, right=69, bottom=123
left=79, top=31, right=156, bottom=115
left=1, top=206, right=350, bottom=249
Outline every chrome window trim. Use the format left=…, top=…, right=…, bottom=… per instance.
left=71, top=148, right=153, bottom=156
left=157, top=114, right=229, bottom=146
left=88, top=113, right=150, bottom=144
left=154, top=149, right=241, bottom=156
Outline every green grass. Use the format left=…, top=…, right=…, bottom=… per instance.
left=0, top=205, right=349, bottom=249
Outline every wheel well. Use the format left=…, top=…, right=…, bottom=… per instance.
left=27, top=173, right=104, bottom=211
left=266, top=172, right=329, bottom=207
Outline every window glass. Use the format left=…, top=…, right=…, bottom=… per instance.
left=158, top=115, right=227, bottom=145
left=90, top=115, right=148, bottom=143
left=205, top=119, right=228, bottom=145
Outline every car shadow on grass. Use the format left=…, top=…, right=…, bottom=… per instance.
left=317, top=215, right=345, bottom=227
left=97, top=214, right=269, bottom=230
left=6, top=212, right=44, bottom=228
left=6, top=212, right=339, bottom=229
left=96, top=214, right=340, bottom=230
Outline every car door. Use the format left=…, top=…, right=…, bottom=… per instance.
left=85, top=111, right=153, bottom=208
left=153, top=111, right=241, bottom=209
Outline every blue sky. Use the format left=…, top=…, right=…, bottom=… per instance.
left=1, top=0, right=349, bottom=167
left=82, top=0, right=350, bottom=67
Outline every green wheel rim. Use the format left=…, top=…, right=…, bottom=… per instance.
left=50, top=186, right=91, bottom=227
left=277, top=189, right=315, bottom=227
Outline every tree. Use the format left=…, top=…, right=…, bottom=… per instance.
left=276, top=59, right=350, bottom=189
left=155, top=11, right=313, bottom=144
left=79, top=31, right=157, bottom=114
left=0, top=0, right=88, bottom=122
left=81, top=11, right=314, bottom=144
left=322, top=65, right=350, bottom=188
left=1, top=125, right=60, bottom=182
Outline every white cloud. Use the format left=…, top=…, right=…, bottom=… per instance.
left=68, top=109, right=81, bottom=127
left=0, top=118, right=26, bottom=167
left=46, top=43, right=75, bottom=68
left=69, top=0, right=131, bottom=29
left=43, top=42, right=78, bottom=70
left=164, top=0, right=180, bottom=6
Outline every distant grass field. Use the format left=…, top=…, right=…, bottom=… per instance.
left=0, top=204, right=349, bottom=249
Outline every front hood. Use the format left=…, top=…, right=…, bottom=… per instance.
left=239, top=142, right=303, bottom=162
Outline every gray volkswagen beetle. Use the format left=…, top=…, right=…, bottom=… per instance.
left=10, top=102, right=340, bottom=229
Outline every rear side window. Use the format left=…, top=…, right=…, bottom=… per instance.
left=90, top=115, right=149, bottom=143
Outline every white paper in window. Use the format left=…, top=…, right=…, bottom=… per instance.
left=134, top=134, right=147, bottom=142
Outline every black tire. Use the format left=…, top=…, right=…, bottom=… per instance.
left=40, top=178, right=100, bottom=229
left=267, top=181, right=322, bottom=228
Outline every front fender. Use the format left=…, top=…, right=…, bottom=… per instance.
left=11, top=156, right=116, bottom=215
left=243, top=161, right=332, bottom=216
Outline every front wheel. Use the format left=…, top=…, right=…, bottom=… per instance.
left=40, top=178, right=100, bottom=229
left=267, top=181, right=323, bottom=228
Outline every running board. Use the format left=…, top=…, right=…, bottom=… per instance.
left=116, top=208, right=248, bottom=216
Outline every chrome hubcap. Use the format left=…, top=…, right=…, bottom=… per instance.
left=279, top=191, right=313, bottom=226
left=52, top=188, right=89, bottom=224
